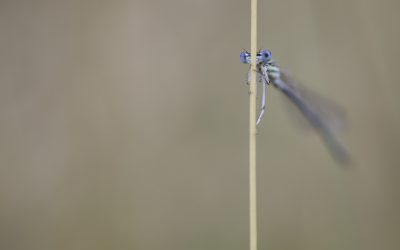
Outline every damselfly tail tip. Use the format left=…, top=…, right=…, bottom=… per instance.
left=323, top=135, right=352, bottom=166
left=335, top=149, right=352, bottom=167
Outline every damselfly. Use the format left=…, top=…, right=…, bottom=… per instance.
left=240, top=50, right=350, bottom=163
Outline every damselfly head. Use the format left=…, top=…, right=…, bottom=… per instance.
left=240, top=49, right=272, bottom=64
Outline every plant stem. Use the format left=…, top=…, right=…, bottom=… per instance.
left=249, top=1, right=258, bottom=250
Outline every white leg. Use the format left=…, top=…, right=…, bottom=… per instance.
left=256, top=75, right=267, bottom=125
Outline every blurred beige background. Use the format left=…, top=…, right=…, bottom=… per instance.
left=1, top=0, right=399, bottom=250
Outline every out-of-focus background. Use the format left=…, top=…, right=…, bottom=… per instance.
left=1, top=0, right=399, bottom=249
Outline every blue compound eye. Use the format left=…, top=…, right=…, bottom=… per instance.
left=261, top=50, right=272, bottom=60
left=240, top=51, right=250, bottom=64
